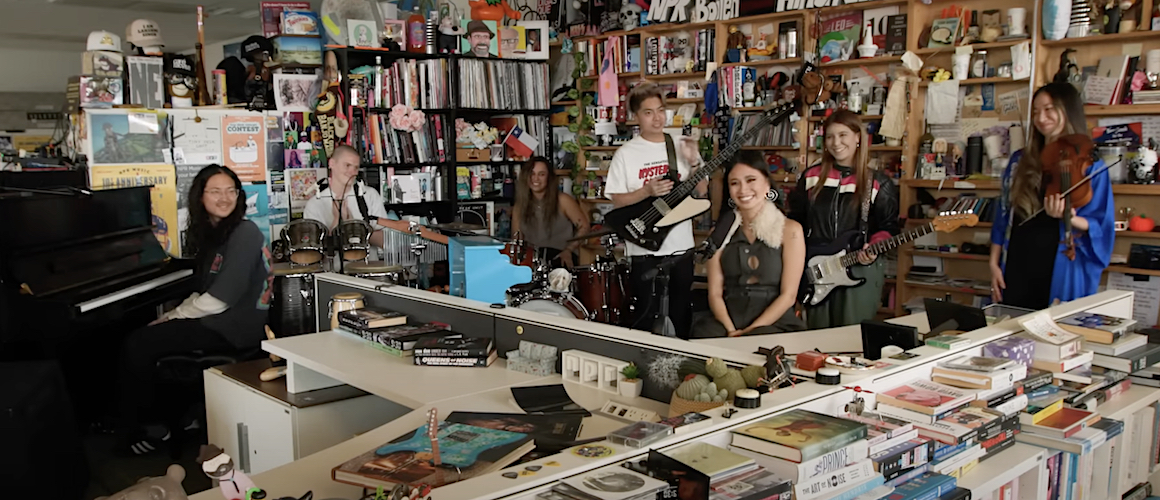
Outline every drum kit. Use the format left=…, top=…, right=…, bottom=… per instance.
left=503, top=233, right=632, bottom=326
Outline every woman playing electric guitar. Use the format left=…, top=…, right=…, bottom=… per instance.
left=787, top=110, right=900, bottom=328
left=990, top=83, right=1115, bottom=309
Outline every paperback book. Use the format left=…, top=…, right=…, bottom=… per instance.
left=730, top=409, right=868, bottom=462
left=877, top=379, right=977, bottom=416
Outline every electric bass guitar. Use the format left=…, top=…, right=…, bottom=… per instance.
left=799, top=212, right=979, bottom=306
left=603, top=100, right=800, bottom=252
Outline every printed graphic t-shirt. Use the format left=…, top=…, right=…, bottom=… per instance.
left=605, top=135, right=695, bottom=257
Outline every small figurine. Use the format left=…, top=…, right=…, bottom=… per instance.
left=240, top=35, right=275, bottom=110
left=469, top=0, right=521, bottom=22
left=726, top=25, right=747, bottom=63
left=198, top=444, right=258, bottom=500
left=747, top=32, right=776, bottom=59
left=438, top=1, right=465, bottom=54
left=620, top=3, right=643, bottom=30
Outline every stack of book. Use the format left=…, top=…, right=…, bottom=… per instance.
left=543, top=463, right=669, bottom=500
left=1018, top=320, right=1095, bottom=386
left=1068, top=314, right=1160, bottom=376
left=335, top=307, right=455, bottom=357
left=667, top=442, right=760, bottom=484
left=412, top=335, right=497, bottom=367
left=727, top=409, right=886, bottom=500
left=456, top=59, right=549, bottom=110
left=359, top=113, right=450, bottom=165
left=351, top=58, right=450, bottom=110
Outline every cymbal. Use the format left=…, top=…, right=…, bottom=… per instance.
left=566, top=228, right=616, bottom=242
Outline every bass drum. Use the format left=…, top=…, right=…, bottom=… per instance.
left=511, top=290, right=589, bottom=320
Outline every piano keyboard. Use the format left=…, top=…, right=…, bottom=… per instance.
left=77, top=269, right=194, bottom=313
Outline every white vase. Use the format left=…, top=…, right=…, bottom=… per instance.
left=619, top=379, right=643, bottom=397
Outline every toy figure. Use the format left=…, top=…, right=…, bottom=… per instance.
left=96, top=464, right=188, bottom=500
left=747, top=32, right=775, bottom=59
left=469, top=0, right=521, bottom=22
left=438, top=1, right=465, bottom=53
left=198, top=445, right=257, bottom=500
left=620, top=3, right=643, bottom=30
left=726, top=25, right=747, bottom=63
left=240, top=35, right=275, bottom=110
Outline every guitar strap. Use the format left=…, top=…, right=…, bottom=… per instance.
left=664, top=133, right=679, bottom=182
left=859, top=175, right=872, bottom=246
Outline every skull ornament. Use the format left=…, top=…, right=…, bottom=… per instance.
left=620, top=3, right=642, bottom=30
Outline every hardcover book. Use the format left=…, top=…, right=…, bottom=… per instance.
left=413, top=351, right=498, bottom=367
left=666, top=443, right=757, bottom=481
left=412, top=336, right=494, bottom=358
left=559, top=466, right=669, bottom=500
left=338, top=307, right=407, bottom=329
left=1023, top=407, right=1099, bottom=439
left=444, top=411, right=583, bottom=446
left=938, top=356, right=1015, bottom=373
left=730, top=409, right=868, bottom=462
left=877, top=380, right=977, bottom=416
left=709, top=469, right=793, bottom=500
left=1057, top=313, right=1136, bottom=344
left=332, top=422, right=534, bottom=489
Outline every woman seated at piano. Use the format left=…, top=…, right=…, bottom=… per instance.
left=691, top=151, right=806, bottom=338
left=117, top=164, right=272, bottom=455
left=511, top=156, right=589, bottom=268
left=989, top=83, right=1114, bottom=310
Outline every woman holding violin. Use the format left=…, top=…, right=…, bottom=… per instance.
left=990, top=83, right=1115, bottom=310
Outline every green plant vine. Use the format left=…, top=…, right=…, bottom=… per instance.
left=562, top=48, right=597, bottom=184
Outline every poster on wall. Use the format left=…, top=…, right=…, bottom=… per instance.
left=288, top=167, right=325, bottom=213
left=90, top=164, right=179, bottom=257
left=243, top=184, right=272, bottom=247
left=220, top=115, right=267, bottom=182
left=88, top=112, right=170, bottom=165
left=173, top=113, right=222, bottom=165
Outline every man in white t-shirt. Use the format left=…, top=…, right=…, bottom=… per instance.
left=303, top=145, right=447, bottom=259
left=605, top=83, right=707, bottom=338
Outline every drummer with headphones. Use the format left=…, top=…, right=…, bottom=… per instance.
left=303, top=145, right=448, bottom=256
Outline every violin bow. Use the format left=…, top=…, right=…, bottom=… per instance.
left=1019, top=157, right=1123, bottom=224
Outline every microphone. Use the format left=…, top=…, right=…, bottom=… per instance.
left=695, top=210, right=737, bottom=263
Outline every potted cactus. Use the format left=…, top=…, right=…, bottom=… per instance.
left=619, top=363, right=643, bottom=397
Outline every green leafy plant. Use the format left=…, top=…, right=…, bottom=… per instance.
left=621, top=362, right=641, bottom=381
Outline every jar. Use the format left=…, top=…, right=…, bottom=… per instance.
left=328, top=292, right=365, bottom=331
left=970, top=50, right=988, bottom=79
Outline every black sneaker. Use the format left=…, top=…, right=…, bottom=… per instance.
left=123, top=428, right=171, bottom=456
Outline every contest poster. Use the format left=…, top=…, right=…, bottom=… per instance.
left=220, top=115, right=267, bottom=182
left=90, top=164, right=180, bottom=257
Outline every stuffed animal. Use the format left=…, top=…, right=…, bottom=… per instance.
left=705, top=357, right=746, bottom=399
left=198, top=444, right=257, bottom=500
left=96, top=464, right=187, bottom=500
left=800, top=72, right=834, bottom=104
left=980, top=10, right=1003, bottom=42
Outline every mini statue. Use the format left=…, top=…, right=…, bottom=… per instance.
left=620, top=3, right=643, bottom=30
left=198, top=444, right=257, bottom=500
left=240, top=35, right=275, bottom=110
left=726, top=25, right=747, bottom=63
left=438, top=1, right=466, bottom=53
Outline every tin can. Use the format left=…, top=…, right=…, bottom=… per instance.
left=212, top=69, right=226, bottom=105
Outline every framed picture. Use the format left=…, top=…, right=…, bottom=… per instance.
left=497, top=25, right=525, bottom=58
left=347, top=19, right=379, bottom=48
left=461, top=19, right=498, bottom=57
left=383, top=19, right=407, bottom=49
left=518, top=20, right=549, bottom=60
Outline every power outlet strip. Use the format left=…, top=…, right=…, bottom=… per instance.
left=599, top=400, right=660, bottom=423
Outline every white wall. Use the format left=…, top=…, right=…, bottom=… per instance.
left=0, top=49, right=78, bottom=93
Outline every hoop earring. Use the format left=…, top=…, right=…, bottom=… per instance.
left=766, top=189, right=777, bottom=201
left=727, top=198, right=736, bottom=209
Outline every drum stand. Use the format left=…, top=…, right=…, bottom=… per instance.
left=647, top=253, right=685, bottom=338
left=409, top=222, right=427, bottom=289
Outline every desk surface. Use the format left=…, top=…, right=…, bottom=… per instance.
left=692, top=312, right=931, bottom=355
left=263, top=331, right=552, bottom=408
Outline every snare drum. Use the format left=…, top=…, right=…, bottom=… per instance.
left=328, top=292, right=365, bottom=331
left=345, top=260, right=408, bottom=286
left=509, top=289, right=588, bottom=320
left=270, top=262, right=322, bottom=338
left=336, top=220, right=373, bottom=262
left=576, top=261, right=628, bottom=324
left=282, top=219, right=328, bottom=265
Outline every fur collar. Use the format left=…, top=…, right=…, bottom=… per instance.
left=726, top=201, right=786, bottom=249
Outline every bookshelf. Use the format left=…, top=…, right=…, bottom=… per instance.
left=333, top=47, right=551, bottom=229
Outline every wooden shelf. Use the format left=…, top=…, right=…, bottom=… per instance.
left=740, top=145, right=798, bottom=150
left=907, top=218, right=994, bottom=228
left=552, top=100, right=577, bottom=106
left=1106, top=266, right=1160, bottom=277
left=810, top=114, right=883, bottom=122
left=667, top=97, right=704, bottom=104
left=719, top=57, right=803, bottom=69
left=617, top=71, right=642, bottom=78
left=920, top=77, right=1024, bottom=86
left=644, top=21, right=718, bottom=33
left=903, top=178, right=1002, bottom=190
left=905, top=281, right=991, bottom=296
left=644, top=71, right=707, bottom=80
left=820, top=0, right=908, bottom=13
left=721, top=10, right=804, bottom=24
left=1040, top=30, right=1160, bottom=47
left=1084, top=104, right=1160, bottom=116
left=1113, top=184, right=1160, bottom=195
left=821, top=55, right=901, bottom=68
left=1117, top=230, right=1160, bottom=239
left=912, top=40, right=1030, bottom=55
left=910, top=250, right=990, bottom=261
left=581, top=146, right=620, bottom=151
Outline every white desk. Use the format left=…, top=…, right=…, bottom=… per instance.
left=692, top=312, right=931, bottom=355
left=266, top=331, right=551, bottom=407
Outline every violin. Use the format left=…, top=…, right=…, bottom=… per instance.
left=1041, top=134, right=1097, bottom=260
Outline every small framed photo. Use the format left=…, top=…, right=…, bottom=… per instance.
left=518, top=20, right=549, bottom=60
left=347, top=19, right=379, bottom=48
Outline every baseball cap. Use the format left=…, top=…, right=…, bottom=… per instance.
left=241, top=35, right=274, bottom=60
left=126, top=19, right=165, bottom=47
left=87, top=31, right=121, bottom=52
left=165, top=54, right=197, bottom=77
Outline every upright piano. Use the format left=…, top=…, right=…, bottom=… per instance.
left=0, top=186, right=195, bottom=344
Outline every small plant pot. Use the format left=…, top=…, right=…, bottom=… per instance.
left=619, top=379, right=643, bottom=397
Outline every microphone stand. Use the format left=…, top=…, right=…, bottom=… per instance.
left=645, top=252, right=686, bottom=338
left=409, top=221, right=427, bottom=289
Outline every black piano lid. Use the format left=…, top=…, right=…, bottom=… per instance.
left=0, top=186, right=171, bottom=297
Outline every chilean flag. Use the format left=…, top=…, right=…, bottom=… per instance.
left=504, top=126, right=539, bottom=157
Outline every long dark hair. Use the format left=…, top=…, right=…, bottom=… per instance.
left=813, top=109, right=871, bottom=204
left=1010, top=83, right=1088, bottom=220
left=514, top=156, right=559, bottom=228
left=184, top=164, right=246, bottom=258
